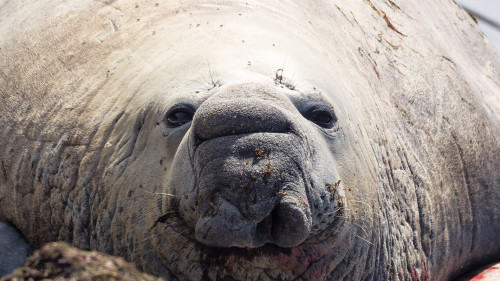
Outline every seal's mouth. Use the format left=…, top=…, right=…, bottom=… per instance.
left=202, top=242, right=302, bottom=269
left=199, top=239, right=335, bottom=279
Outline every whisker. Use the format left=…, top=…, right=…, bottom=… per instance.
left=137, top=233, right=160, bottom=244
left=158, top=211, right=177, bottom=215
left=177, top=228, right=193, bottom=236
left=153, top=192, right=178, bottom=198
left=320, top=208, right=352, bottom=216
left=335, top=215, right=372, bottom=225
left=338, top=203, right=383, bottom=219
left=207, top=63, right=215, bottom=86
left=356, top=235, right=374, bottom=245
left=190, top=79, right=210, bottom=89
left=345, top=199, right=371, bottom=207
left=350, top=221, right=369, bottom=237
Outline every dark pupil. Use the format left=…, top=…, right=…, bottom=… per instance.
left=314, top=112, right=332, bottom=124
left=170, top=111, right=191, bottom=122
left=167, top=110, right=193, bottom=127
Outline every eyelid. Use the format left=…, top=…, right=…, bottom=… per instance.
left=165, top=103, right=197, bottom=115
left=165, top=103, right=197, bottom=128
left=313, top=111, right=333, bottom=123
left=301, top=103, right=337, bottom=129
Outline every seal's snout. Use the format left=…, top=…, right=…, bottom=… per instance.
left=186, top=83, right=313, bottom=248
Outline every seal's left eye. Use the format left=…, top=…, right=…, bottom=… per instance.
left=166, top=109, right=194, bottom=127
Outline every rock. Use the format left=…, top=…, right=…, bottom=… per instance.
left=0, top=242, right=164, bottom=281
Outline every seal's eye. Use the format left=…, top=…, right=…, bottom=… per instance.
left=166, top=108, right=194, bottom=127
left=304, top=107, right=337, bottom=129
left=313, top=111, right=333, bottom=125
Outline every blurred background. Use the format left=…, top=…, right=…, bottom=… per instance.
left=457, top=0, right=500, bottom=52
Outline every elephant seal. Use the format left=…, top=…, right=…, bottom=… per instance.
left=0, top=0, right=499, bottom=280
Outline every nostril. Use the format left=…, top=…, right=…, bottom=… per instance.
left=269, top=199, right=312, bottom=248
left=256, top=212, right=274, bottom=240
left=255, top=201, right=311, bottom=248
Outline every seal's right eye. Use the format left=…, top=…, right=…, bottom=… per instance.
left=312, top=111, right=334, bottom=126
left=166, top=108, right=194, bottom=127
left=303, top=106, right=337, bottom=129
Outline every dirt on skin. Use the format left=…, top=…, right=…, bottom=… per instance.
left=0, top=242, right=164, bottom=281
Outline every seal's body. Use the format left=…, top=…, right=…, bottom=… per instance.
left=0, top=0, right=499, bottom=280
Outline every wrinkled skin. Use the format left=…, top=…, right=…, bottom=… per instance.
left=0, top=0, right=499, bottom=280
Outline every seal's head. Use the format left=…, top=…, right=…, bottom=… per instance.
left=145, top=69, right=368, bottom=280
left=126, top=6, right=375, bottom=280
left=171, top=82, right=343, bottom=249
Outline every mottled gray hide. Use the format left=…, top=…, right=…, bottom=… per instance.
left=0, top=0, right=499, bottom=280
